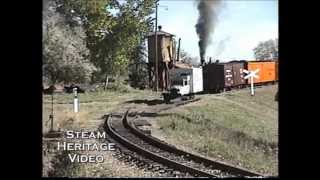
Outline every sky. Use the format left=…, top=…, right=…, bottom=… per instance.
left=155, top=0, right=278, bottom=62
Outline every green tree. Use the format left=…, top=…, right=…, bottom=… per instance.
left=43, top=0, right=96, bottom=85
left=128, top=43, right=149, bottom=88
left=55, top=0, right=155, bottom=87
left=253, top=38, right=278, bottom=60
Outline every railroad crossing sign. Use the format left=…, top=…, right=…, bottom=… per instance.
left=243, top=69, right=259, bottom=96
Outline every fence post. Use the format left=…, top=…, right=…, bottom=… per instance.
left=73, top=87, right=79, bottom=113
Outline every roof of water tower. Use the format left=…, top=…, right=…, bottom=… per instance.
left=147, top=26, right=175, bottom=37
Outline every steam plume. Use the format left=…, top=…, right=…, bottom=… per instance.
left=195, top=0, right=222, bottom=65
left=214, top=36, right=230, bottom=57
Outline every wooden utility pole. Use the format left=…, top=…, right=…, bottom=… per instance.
left=155, top=0, right=159, bottom=91
left=50, top=93, right=54, bottom=132
left=177, top=38, right=181, bottom=62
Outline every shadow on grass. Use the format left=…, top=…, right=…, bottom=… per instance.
left=101, top=113, right=123, bottom=119
left=125, top=99, right=164, bottom=106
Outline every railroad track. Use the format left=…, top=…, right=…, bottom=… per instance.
left=104, top=109, right=264, bottom=178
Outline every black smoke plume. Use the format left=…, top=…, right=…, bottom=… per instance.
left=195, top=0, right=222, bottom=65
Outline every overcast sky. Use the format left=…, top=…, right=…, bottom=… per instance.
left=155, top=0, right=278, bottom=62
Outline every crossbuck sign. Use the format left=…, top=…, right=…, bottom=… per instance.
left=243, top=69, right=259, bottom=96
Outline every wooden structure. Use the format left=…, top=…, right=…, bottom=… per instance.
left=147, top=27, right=176, bottom=91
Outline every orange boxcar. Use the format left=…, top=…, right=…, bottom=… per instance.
left=246, top=61, right=277, bottom=84
left=275, top=61, right=279, bottom=81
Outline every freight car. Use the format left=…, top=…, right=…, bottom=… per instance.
left=161, top=60, right=277, bottom=101
left=203, top=61, right=246, bottom=93
left=275, top=61, right=279, bottom=81
left=203, top=60, right=278, bottom=93
left=245, top=60, right=278, bottom=84
left=163, top=67, right=203, bottom=103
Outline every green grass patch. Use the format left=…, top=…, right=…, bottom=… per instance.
left=156, top=85, right=278, bottom=176
left=42, top=89, right=161, bottom=133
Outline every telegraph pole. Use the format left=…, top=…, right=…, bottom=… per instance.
left=155, top=0, right=159, bottom=91
left=177, top=38, right=181, bottom=62
left=46, top=90, right=62, bottom=138
left=49, top=93, right=54, bottom=132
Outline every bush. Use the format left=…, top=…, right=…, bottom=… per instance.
left=107, top=83, right=132, bottom=93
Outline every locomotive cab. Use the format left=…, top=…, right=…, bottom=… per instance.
left=171, top=73, right=191, bottom=96
left=163, top=74, right=191, bottom=103
left=163, top=67, right=203, bottom=103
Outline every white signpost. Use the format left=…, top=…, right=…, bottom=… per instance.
left=243, top=69, right=259, bottom=96
left=73, top=87, right=79, bottom=113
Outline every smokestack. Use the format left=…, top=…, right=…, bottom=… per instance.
left=195, top=0, right=222, bottom=65
left=158, top=25, right=162, bottom=31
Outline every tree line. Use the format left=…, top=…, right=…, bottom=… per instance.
left=43, top=0, right=155, bottom=87
left=43, top=0, right=278, bottom=87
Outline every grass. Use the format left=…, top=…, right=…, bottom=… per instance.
left=42, top=88, right=161, bottom=133
left=154, top=85, right=278, bottom=176
left=43, top=138, right=156, bottom=177
left=43, top=87, right=154, bottom=104
left=42, top=88, right=161, bottom=177
left=43, top=84, right=278, bottom=177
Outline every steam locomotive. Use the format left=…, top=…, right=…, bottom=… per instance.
left=163, top=60, right=278, bottom=103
